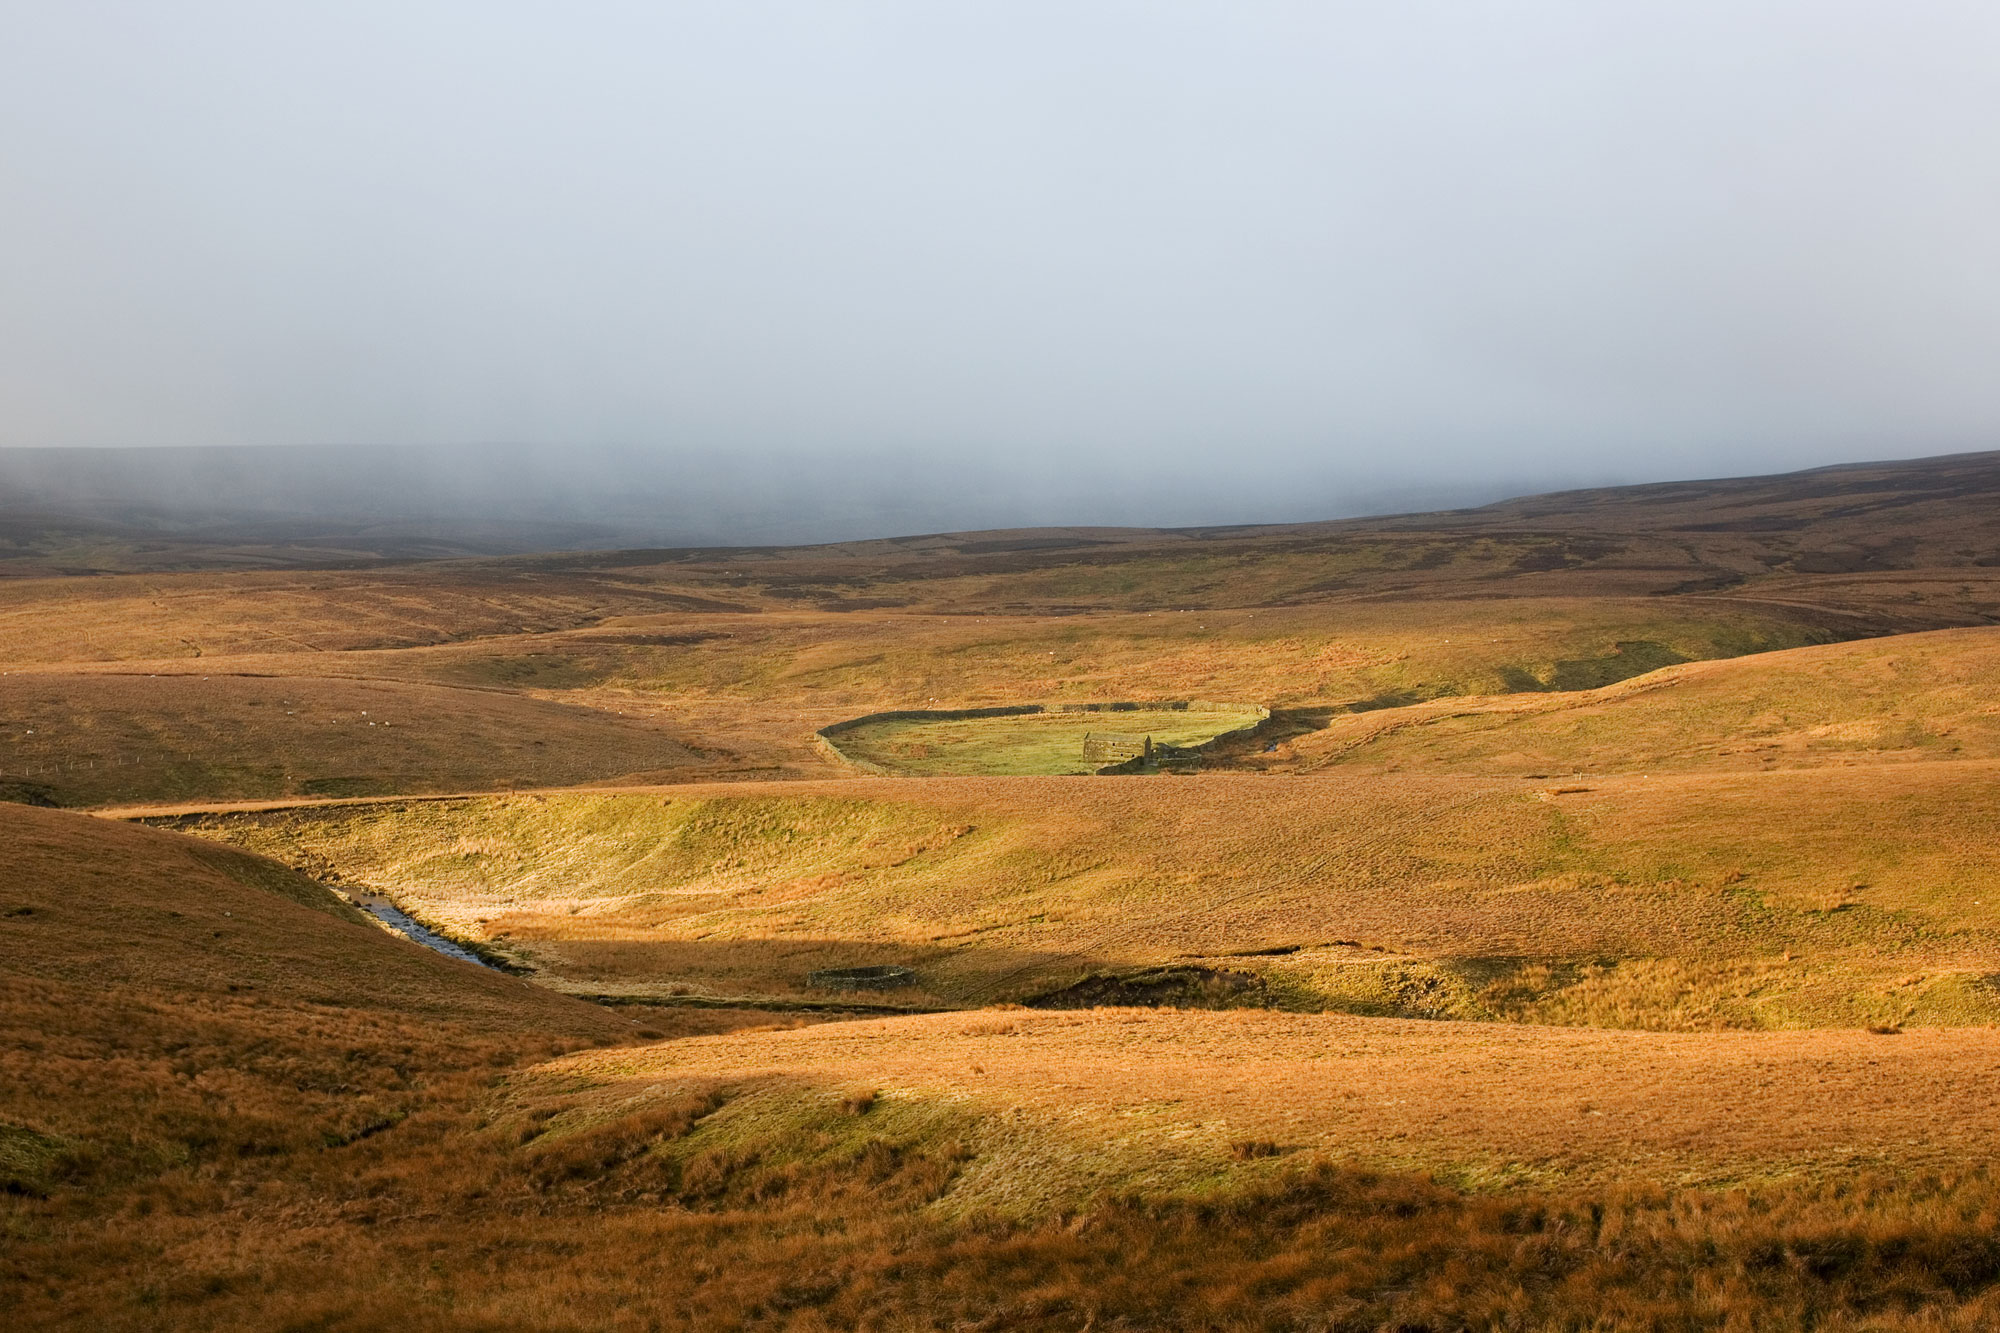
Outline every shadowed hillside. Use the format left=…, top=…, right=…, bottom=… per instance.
left=0, top=802, right=631, bottom=1198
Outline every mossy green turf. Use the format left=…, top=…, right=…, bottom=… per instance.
left=831, top=709, right=1253, bottom=775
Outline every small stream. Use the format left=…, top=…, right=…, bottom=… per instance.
left=346, top=889, right=496, bottom=969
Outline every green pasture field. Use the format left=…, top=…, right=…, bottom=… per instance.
left=830, top=707, right=1255, bottom=775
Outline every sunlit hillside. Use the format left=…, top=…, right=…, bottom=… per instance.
left=544, top=1007, right=2000, bottom=1207
left=1282, top=625, right=2000, bottom=774
left=180, top=757, right=2000, bottom=1030
left=14, top=451, right=2000, bottom=1329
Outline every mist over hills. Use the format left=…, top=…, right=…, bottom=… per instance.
left=18, top=5, right=2000, bottom=1327
left=0, top=442, right=1547, bottom=559
left=5, top=442, right=1997, bottom=572
left=11, top=439, right=2000, bottom=1329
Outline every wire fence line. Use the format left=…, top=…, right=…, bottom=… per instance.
left=0, top=750, right=208, bottom=778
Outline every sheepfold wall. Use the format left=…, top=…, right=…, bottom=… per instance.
left=814, top=701, right=1269, bottom=774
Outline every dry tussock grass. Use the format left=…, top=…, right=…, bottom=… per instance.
left=0, top=564, right=696, bottom=663
left=16, top=460, right=2000, bottom=1324
left=185, top=761, right=2000, bottom=1028
left=17, top=803, right=1993, bottom=1328
left=0, top=669, right=716, bottom=806
left=0, top=556, right=1845, bottom=795
left=1290, top=625, right=2000, bottom=775
left=0, top=804, right=629, bottom=1031
left=554, top=1007, right=2000, bottom=1202
left=21, top=981, right=2000, bottom=1330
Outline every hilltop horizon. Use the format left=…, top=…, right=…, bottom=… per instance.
left=3, top=440, right=1996, bottom=570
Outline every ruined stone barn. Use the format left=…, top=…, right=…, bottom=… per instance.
left=1082, top=732, right=1152, bottom=764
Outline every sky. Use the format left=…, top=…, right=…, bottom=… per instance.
left=4, top=2, right=2000, bottom=534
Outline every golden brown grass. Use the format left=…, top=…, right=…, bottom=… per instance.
left=1287, top=625, right=2000, bottom=775
left=0, top=562, right=716, bottom=663
left=30, top=1060, right=2000, bottom=1332
left=3, top=471, right=1982, bottom=807
left=175, top=760, right=2000, bottom=1029
left=0, top=802, right=629, bottom=1033
left=0, top=571, right=1846, bottom=800
left=3, top=593, right=1834, bottom=788
left=0, top=668, right=721, bottom=806
left=16, top=455, right=2000, bottom=1327
left=9, top=799, right=2000, bottom=1328
left=9, top=802, right=2000, bottom=1332
left=548, top=1006, right=2000, bottom=1200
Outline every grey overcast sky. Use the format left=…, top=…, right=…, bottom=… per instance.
left=4, top=2, right=2000, bottom=519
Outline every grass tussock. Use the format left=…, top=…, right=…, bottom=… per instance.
left=19, top=1081, right=2000, bottom=1331
left=34, top=795, right=1999, bottom=1326
left=0, top=670, right=715, bottom=808
left=183, top=763, right=2000, bottom=1029
left=552, top=1008, right=2000, bottom=1203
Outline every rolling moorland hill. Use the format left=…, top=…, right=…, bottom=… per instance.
left=0, top=670, right=716, bottom=808
left=14, top=792, right=2000, bottom=1329
left=1280, top=625, right=2000, bottom=774
left=0, top=801, right=628, bottom=1237
left=0, top=451, right=1992, bottom=809
left=1359, top=449, right=2000, bottom=555
left=7, top=448, right=2000, bottom=612
left=18, top=793, right=2000, bottom=1330
left=0, top=801, right=635, bottom=1199
left=544, top=1007, right=2000, bottom=1208
left=0, top=585, right=1845, bottom=802
left=6, top=443, right=2000, bottom=588
left=15, top=449, right=2000, bottom=1328
left=175, top=760, right=2000, bottom=1028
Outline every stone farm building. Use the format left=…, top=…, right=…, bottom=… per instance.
left=1082, top=732, right=1152, bottom=764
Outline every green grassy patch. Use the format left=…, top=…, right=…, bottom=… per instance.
left=0, top=1122, right=89, bottom=1196
left=831, top=708, right=1257, bottom=776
